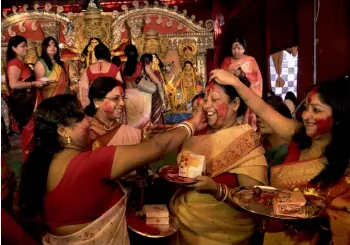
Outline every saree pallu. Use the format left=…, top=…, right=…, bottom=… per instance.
left=170, top=125, right=268, bottom=245
left=151, top=91, right=165, bottom=125
left=221, top=56, right=262, bottom=129
left=125, top=88, right=152, bottom=129
left=43, top=189, right=130, bottom=245
left=265, top=158, right=350, bottom=245
left=39, top=59, right=69, bottom=100
left=91, top=124, right=142, bottom=150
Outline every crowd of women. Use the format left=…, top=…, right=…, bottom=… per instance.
left=1, top=34, right=349, bottom=245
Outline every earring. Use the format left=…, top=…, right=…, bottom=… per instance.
left=95, top=104, right=100, bottom=109
left=233, top=109, right=237, bottom=113
left=67, top=135, right=71, bottom=145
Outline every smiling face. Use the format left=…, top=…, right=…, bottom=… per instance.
left=231, top=42, right=245, bottom=59
left=95, top=86, right=125, bottom=121
left=12, top=41, right=28, bottom=58
left=302, top=89, right=333, bottom=139
left=46, top=40, right=58, bottom=57
left=203, top=83, right=239, bottom=129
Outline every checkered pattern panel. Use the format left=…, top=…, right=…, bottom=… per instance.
left=270, top=51, right=298, bottom=99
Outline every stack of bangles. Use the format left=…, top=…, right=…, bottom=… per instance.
left=212, top=183, right=229, bottom=202
left=175, top=121, right=195, bottom=139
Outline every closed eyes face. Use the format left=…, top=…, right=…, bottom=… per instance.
left=203, top=83, right=237, bottom=129
left=302, top=90, right=333, bottom=138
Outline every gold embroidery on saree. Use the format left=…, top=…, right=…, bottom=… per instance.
left=206, top=130, right=261, bottom=177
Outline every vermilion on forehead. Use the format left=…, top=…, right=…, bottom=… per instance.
left=232, top=42, right=243, bottom=48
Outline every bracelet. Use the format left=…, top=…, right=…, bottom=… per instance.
left=213, top=184, right=229, bottom=202
left=182, top=121, right=195, bottom=135
left=175, top=123, right=193, bottom=139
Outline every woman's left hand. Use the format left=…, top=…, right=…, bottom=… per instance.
left=187, top=176, right=219, bottom=194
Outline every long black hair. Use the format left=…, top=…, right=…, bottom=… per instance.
left=85, top=77, right=124, bottom=117
left=19, top=94, right=85, bottom=218
left=293, top=76, right=350, bottom=187
left=122, top=44, right=139, bottom=77
left=152, top=53, right=164, bottom=71
left=285, top=91, right=298, bottom=106
left=40, top=36, right=65, bottom=70
left=140, top=53, right=153, bottom=71
left=6, top=35, right=27, bottom=63
left=82, top=38, right=102, bottom=58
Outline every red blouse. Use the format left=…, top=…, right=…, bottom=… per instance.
left=121, top=62, right=143, bottom=83
left=87, top=63, right=119, bottom=84
left=44, top=146, right=123, bottom=230
left=6, top=58, right=34, bottom=82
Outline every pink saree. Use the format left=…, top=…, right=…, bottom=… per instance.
left=221, top=55, right=263, bottom=129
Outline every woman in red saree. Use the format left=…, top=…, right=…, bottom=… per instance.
left=21, top=36, right=70, bottom=161
left=5, top=35, right=47, bottom=131
left=221, top=37, right=262, bottom=129
left=209, top=69, right=350, bottom=245
left=18, top=94, right=207, bottom=244
left=79, top=43, right=122, bottom=108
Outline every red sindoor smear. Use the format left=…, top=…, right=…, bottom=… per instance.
left=315, top=116, right=332, bottom=136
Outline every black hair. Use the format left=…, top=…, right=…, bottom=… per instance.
left=183, top=60, right=193, bottom=69
left=40, top=36, right=65, bottom=70
left=266, top=100, right=292, bottom=119
left=285, top=91, right=298, bottom=106
left=19, top=94, right=85, bottom=218
left=111, top=56, right=122, bottom=67
left=94, top=43, right=111, bottom=62
left=122, top=44, right=139, bottom=77
left=191, top=93, right=205, bottom=104
left=6, top=35, right=27, bottom=63
left=82, top=38, right=102, bottom=58
left=140, top=53, right=153, bottom=71
left=266, top=95, right=283, bottom=103
left=207, top=81, right=248, bottom=117
left=293, top=76, right=350, bottom=187
left=84, top=77, right=124, bottom=117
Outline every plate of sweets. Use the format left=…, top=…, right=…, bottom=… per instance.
left=230, top=186, right=326, bottom=220
left=127, top=204, right=179, bottom=238
left=158, top=153, right=205, bottom=185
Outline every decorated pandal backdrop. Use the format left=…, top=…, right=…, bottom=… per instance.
left=1, top=1, right=214, bottom=121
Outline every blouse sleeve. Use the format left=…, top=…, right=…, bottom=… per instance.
left=72, top=146, right=117, bottom=180
left=6, top=59, right=23, bottom=71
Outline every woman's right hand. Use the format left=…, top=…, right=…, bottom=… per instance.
left=33, top=80, right=48, bottom=88
left=209, top=69, right=240, bottom=87
left=188, top=106, right=207, bottom=132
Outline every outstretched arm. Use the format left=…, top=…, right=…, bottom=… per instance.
left=210, top=69, right=301, bottom=141
left=110, top=109, right=207, bottom=179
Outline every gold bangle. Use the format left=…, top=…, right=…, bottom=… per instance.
left=183, top=121, right=195, bottom=136
left=222, top=184, right=229, bottom=202
left=175, top=123, right=192, bottom=139
left=213, top=183, right=223, bottom=200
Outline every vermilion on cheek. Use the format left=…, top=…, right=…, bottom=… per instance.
left=216, top=102, right=228, bottom=121
left=315, top=116, right=332, bottom=135
left=194, top=98, right=204, bottom=108
left=102, top=100, right=114, bottom=115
